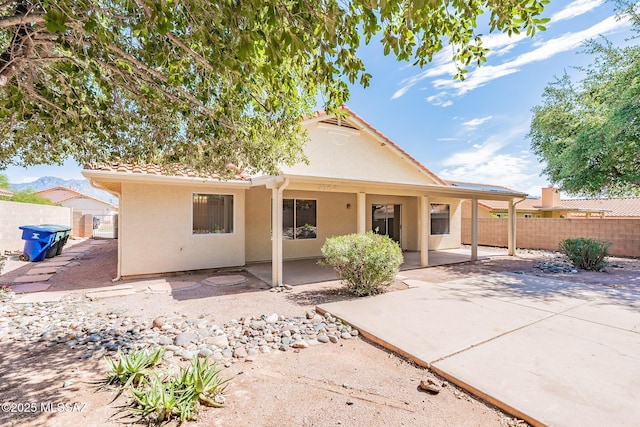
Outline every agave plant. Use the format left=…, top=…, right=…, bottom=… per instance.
left=130, top=375, right=178, bottom=422
left=105, top=347, right=165, bottom=388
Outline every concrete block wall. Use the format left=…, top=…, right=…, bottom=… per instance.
left=462, top=218, right=640, bottom=257
left=73, top=211, right=93, bottom=238
left=0, top=201, right=72, bottom=253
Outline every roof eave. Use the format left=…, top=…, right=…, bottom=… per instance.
left=81, top=169, right=251, bottom=188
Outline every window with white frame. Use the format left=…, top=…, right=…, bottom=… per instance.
left=192, top=194, right=234, bottom=234
left=430, top=203, right=450, bottom=235
left=283, top=199, right=317, bottom=240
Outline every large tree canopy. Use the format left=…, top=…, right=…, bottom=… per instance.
left=1, top=0, right=550, bottom=177
left=529, top=1, right=640, bottom=197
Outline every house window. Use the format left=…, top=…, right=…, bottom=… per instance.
left=524, top=214, right=533, bottom=218
left=283, top=199, right=317, bottom=240
left=192, top=194, right=234, bottom=234
left=430, top=203, right=450, bottom=235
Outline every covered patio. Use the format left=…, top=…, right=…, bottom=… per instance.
left=246, top=247, right=507, bottom=286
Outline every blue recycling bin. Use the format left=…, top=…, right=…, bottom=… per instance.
left=40, top=224, right=72, bottom=256
left=18, top=225, right=59, bottom=262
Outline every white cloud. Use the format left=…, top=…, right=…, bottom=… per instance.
left=425, top=92, right=453, bottom=107
left=434, top=14, right=629, bottom=97
left=462, top=116, right=493, bottom=128
left=392, top=0, right=612, bottom=102
left=551, top=0, right=605, bottom=22
left=438, top=124, right=549, bottom=194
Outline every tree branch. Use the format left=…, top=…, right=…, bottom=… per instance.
left=0, top=13, right=45, bottom=29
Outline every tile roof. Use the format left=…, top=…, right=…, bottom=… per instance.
left=561, top=198, right=640, bottom=217
left=84, top=163, right=250, bottom=181
left=479, top=196, right=640, bottom=217
left=36, top=185, right=118, bottom=208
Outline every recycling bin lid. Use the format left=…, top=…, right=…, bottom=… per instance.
left=39, top=224, right=72, bottom=231
left=19, top=225, right=60, bottom=233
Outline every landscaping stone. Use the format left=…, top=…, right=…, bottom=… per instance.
left=419, top=378, right=442, bottom=394
left=0, top=297, right=357, bottom=365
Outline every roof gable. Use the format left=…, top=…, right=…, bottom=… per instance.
left=282, top=107, right=448, bottom=186
left=36, top=185, right=117, bottom=209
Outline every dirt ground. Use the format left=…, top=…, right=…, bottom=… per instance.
left=1, top=240, right=638, bottom=426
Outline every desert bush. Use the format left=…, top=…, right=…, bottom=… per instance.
left=559, top=237, right=611, bottom=271
left=320, top=232, right=403, bottom=296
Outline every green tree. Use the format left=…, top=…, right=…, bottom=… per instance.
left=10, top=189, right=54, bottom=205
left=0, top=174, right=9, bottom=189
left=1, top=0, right=550, bottom=177
left=529, top=1, right=640, bottom=197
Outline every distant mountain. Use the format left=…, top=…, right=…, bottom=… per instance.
left=10, top=177, right=118, bottom=206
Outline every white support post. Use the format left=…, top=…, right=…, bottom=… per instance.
left=271, top=186, right=281, bottom=287
left=508, top=199, right=516, bottom=256
left=270, top=179, right=289, bottom=287
left=471, top=199, right=478, bottom=261
left=357, top=192, right=366, bottom=234
left=420, top=196, right=429, bottom=267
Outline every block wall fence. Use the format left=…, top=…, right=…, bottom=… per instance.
left=0, top=201, right=72, bottom=253
left=462, top=218, right=640, bottom=258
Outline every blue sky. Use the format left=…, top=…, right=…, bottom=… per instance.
left=4, top=0, right=634, bottom=196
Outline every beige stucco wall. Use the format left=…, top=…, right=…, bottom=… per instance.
left=245, top=189, right=461, bottom=263
left=0, top=200, right=72, bottom=253
left=460, top=200, right=495, bottom=219
left=428, top=198, right=462, bottom=250
left=119, top=182, right=245, bottom=277
left=282, top=123, right=438, bottom=185
left=245, top=188, right=357, bottom=262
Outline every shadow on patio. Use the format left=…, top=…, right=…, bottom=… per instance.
left=246, top=247, right=507, bottom=286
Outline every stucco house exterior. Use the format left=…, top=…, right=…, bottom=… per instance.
left=36, top=186, right=118, bottom=217
left=83, top=108, right=526, bottom=285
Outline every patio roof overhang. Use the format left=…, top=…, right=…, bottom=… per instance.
left=251, top=174, right=528, bottom=202
left=82, top=169, right=251, bottom=195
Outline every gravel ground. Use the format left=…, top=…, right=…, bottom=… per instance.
left=1, top=240, right=638, bottom=426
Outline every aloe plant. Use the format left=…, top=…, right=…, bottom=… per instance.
left=105, top=347, right=165, bottom=388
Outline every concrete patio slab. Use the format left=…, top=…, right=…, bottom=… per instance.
left=318, top=280, right=555, bottom=364
left=317, top=273, right=640, bottom=426
left=50, top=256, right=75, bottom=262
left=85, top=287, right=137, bottom=300
left=13, top=290, right=66, bottom=303
left=203, top=274, right=247, bottom=286
left=26, top=266, right=60, bottom=275
left=429, top=274, right=597, bottom=314
left=10, top=282, right=51, bottom=293
left=13, top=274, right=52, bottom=283
left=433, top=315, right=640, bottom=427
left=562, top=298, right=640, bottom=333
left=39, top=261, right=69, bottom=267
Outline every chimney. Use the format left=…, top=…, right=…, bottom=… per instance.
left=541, top=187, right=561, bottom=207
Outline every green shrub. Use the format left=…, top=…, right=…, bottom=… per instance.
left=559, top=238, right=611, bottom=271
left=320, top=232, right=403, bottom=296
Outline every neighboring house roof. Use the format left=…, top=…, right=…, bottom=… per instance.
left=560, top=198, right=640, bottom=217
left=36, top=186, right=118, bottom=209
left=475, top=196, right=640, bottom=217
left=0, top=188, right=13, bottom=197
